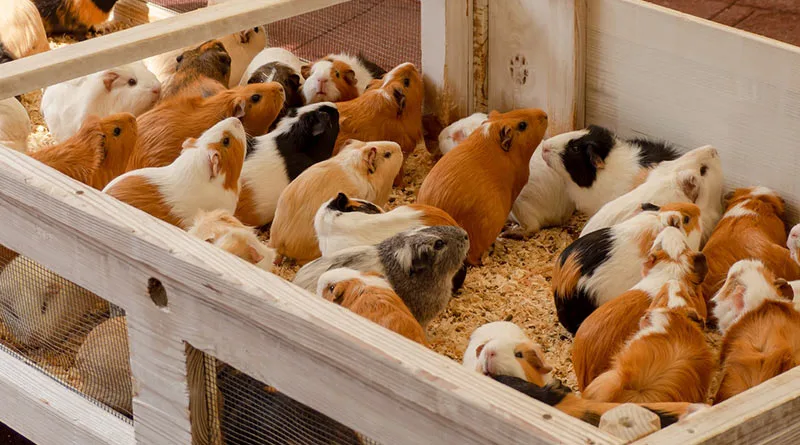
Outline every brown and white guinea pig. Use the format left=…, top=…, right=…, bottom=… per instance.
left=572, top=226, right=708, bottom=391
left=541, top=125, right=680, bottom=216
left=187, top=209, right=275, bottom=271
left=418, top=108, right=548, bottom=265
left=32, top=0, right=118, bottom=35
left=334, top=62, right=424, bottom=185
left=234, top=102, right=339, bottom=227
left=462, top=321, right=552, bottom=387
left=437, top=113, right=488, bottom=156
left=701, top=187, right=800, bottom=304
left=41, top=61, right=159, bottom=142
left=314, top=192, right=459, bottom=256
left=127, top=82, right=283, bottom=170
left=240, top=47, right=304, bottom=109
left=0, top=0, right=49, bottom=63
left=294, top=226, right=469, bottom=327
left=161, top=40, right=232, bottom=100
left=582, top=280, right=714, bottom=404
left=317, top=268, right=428, bottom=345
left=0, top=256, right=106, bottom=349
left=301, top=53, right=384, bottom=104
left=581, top=145, right=724, bottom=243
left=788, top=223, right=800, bottom=265
left=552, top=202, right=702, bottom=334
left=74, top=316, right=132, bottom=415
left=105, top=117, right=246, bottom=229
left=0, top=98, right=31, bottom=153
left=269, top=140, right=402, bottom=263
left=711, top=259, right=800, bottom=404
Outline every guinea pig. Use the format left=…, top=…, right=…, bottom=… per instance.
left=241, top=47, right=304, bottom=85
left=0, top=98, right=31, bottom=153
left=418, top=108, right=549, bottom=265
left=294, top=226, right=469, bottom=327
left=437, top=113, right=488, bottom=156
left=701, top=187, right=800, bottom=305
left=711, top=259, right=799, bottom=404
left=234, top=102, right=339, bottom=227
left=462, top=321, right=552, bottom=387
left=317, top=268, right=427, bottom=345
left=334, top=62, right=424, bottom=185
left=0, top=256, right=106, bottom=348
left=187, top=209, right=275, bottom=271
left=86, top=112, right=138, bottom=189
left=74, top=316, right=132, bottom=415
left=553, top=202, right=702, bottom=334
left=161, top=40, right=232, bottom=100
left=572, top=226, right=708, bottom=391
left=243, top=61, right=304, bottom=111
left=269, top=140, right=402, bottom=263
left=41, top=61, right=159, bottom=142
left=32, top=0, right=118, bottom=35
left=541, top=125, right=680, bottom=216
left=788, top=223, right=800, bottom=265
left=128, top=82, right=284, bottom=170
left=314, top=192, right=459, bottom=256
left=105, top=117, right=246, bottom=229
left=581, top=145, right=724, bottom=242
left=0, top=0, right=49, bottom=62
left=301, top=53, right=382, bottom=104
left=216, top=26, right=267, bottom=88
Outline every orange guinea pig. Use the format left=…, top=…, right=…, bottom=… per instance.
left=161, top=40, right=232, bottom=100
left=88, top=112, right=138, bottom=189
left=128, top=82, right=284, bottom=170
left=417, top=108, right=548, bottom=265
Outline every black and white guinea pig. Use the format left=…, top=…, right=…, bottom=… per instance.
left=541, top=125, right=680, bottom=216
left=241, top=47, right=305, bottom=109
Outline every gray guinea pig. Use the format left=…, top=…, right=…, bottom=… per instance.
left=294, top=225, right=469, bottom=327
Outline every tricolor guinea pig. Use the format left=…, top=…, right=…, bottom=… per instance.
left=74, top=317, right=132, bottom=415
left=462, top=321, right=552, bottom=387
left=581, top=145, right=724, bottom=242
left=188, top=209, right=275, bottom=271
left=128, top=82, right=284, bottom=170
left=711, top=259, right=799, bottom=404
left=0, top=0, right=49, bottom=63
left=553, top=202, right=702, bottom=334
left=572, top=227, right=707, bottom=391
left=301, top=53, right=383, bottom=104
left=32, top=0, right=118, bottom=35
left=42, top=61, right=159, bottom=142
left=294, top=226, right=469, bottom=327
left=437, top=112, right=488, bottom=156
left=161, top=40, right=232, bottom=100
left=269, top=140, right=402, bottom=263
left=418, top=108, right=548, bottom=265
left=241, top=47, right=305, bottom=110
left=541, top=125, right=680, bottom=216
left=105, top=117, right=246, bottom=229
left=0, top=98, right=31, bottom=153
left=317, top=268, right=427, bottom=345
left=701, top=187, right=800, bottom=304
left=234, top=102, right=339, bottom=227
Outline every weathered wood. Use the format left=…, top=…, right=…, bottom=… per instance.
left=472, top=0, right=489, bottom=113
left=0, top=347, right=134, bottom=445
left=112, top=0, right=150, bottom=26
left=600, top=404, right=660, bottom=442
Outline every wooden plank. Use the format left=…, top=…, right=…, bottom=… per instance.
left=586, top=0, right=800, bottom=219
left=0, top=147, right=621, bottom=445
left=487, top=0, right=586, bottom=136
left=0, top=0, right=347, bottom=99
left=112, top=0, right=150, bottom=26
left=0, top=347, right=134, bottom=445
left=472, top=0, right=489, bottom=113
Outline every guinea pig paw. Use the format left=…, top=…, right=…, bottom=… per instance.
left=500, top=223, right=529, bottom=240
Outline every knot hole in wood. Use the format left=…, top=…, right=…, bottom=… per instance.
left=147, top=277, right=168, bottom=308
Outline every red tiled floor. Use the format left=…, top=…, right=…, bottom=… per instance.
left=737, top=10, right=800, bottom=46
left=711, top=5, right=756, bottom=27
left=646, top=0, right=733, bottom=19
left=737, top=0, right=800, bottom=13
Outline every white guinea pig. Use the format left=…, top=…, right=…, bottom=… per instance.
left=240, top=47, right=305, bottom=86
left=0, top=97, right=31, bottom=152
left=42, top=62, right=160, bottom=142
left=462, top=321, right=552, bottom=386
left=437, top=113, right=487, bottom=156
left=74, top=316, right=132, bottom=415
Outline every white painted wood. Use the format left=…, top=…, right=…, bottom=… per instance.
left=487, top=0, right=586, bottom=136
left=0, top=347, right=134, bottom=445
left=600, top=403, right=660, bottom=442
left=586, top=0, right=800, bottom=220
left=0, top=0, right=347, bottom=99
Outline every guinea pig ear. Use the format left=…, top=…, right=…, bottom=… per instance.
left=102, top=71, right=120, bottom=92
left=393, top=88, right=406, bottom=114
left=287, top=73, right=301, bottom=91
left=301, top=64, right=312, bottom=79
left=310, top=114, right=328, bottom=137
left=499, top=126, right=513, bottom=152
left=232, top=98, right=247, bottom=118
left=237, top=29, right=251, bottom=44
left=247, top=245, right=264, bottom=264
left=363, top=147, right=378, bottom=174
left=685, top=308, right=706, bottom=329
left=585, top=142, right=605, bottom=169
left=678, top=171, right=700, bottom=202
left=774, top=278, right=794, bottom=300
left=208, top=151, right=221, bottom=178
left=343, top=69, right=357, bottom=87
left=474, top=343, right=486, bottom=359
left=332, top=192, right=349, bottom=211
left=181, top=137, right=198, bottom=151
left=523, top=347, right=553, bottom=374
left=409, top=245, right=433, bottom=276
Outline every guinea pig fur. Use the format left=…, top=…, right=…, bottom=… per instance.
left=294, top=226, right=470, bottom=327
left=301, top=53, right=378, bottom=104
left=437, top=112, right=488, bottom=156
left=462, top=321, right=552, bottom=387
left=105, top=117, right=246, bottom=229
left=234, top=101, right=339, bottom=227
left=314, top=192, right=459, bottom=256
left=0, top=256, right=106, bottom=349
left=188, top=209, right=275, bottom=271
left=42, top=61, right=159, bottom=142
left=553, top=202, right=702, bottom=334
left=572, top=227, right=708, bottom=391
left=161, top=40, right=232, bottom=100
left=711, top=259, right=800, bottom=403
left=541, top=125, right=679, bottom=216
left=74, top=316, right=132, bottom=415
left=0, top=98, right=31, bottom=152
left=418, top=108, right=549, bottom=265
left=32, top=0, right=118, bottom=35
left=244, top=61, right=304, bottom=111
left=217, top=25, right=267, bottom=88
left=86, top=112, right=138, bottom=189
left=241, top=47, right=305, bottom=86
left=127, top=82, right=284, bottom=170
left=317, top=268, right=427, bottom=345
left=0, top=0, right=49, bottom=62
left=581, top=145, right=724, bottom=243
left=269, top=139, right=402, bottom=263
left=701, top=187, right=800, bottom=304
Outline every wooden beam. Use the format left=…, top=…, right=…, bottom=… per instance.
left=472, top=0, right=489, bottom=113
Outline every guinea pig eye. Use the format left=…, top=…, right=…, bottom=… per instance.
left=251, top=94, right=262, bottom=103
left=403, top=78, right=410, bottom=87
left=517, top=121, right=527, bottom=131
left=335, top=71, right=340, bottom=78
left=700, top=165, right=708, bottom=176
left=176, top=55, right=184, bottom=63
left=514, top=351, right=523, bottom=359
left=253, top=27, right=259, bottom=33
left=128, top=78, right=137, bottom=87
left=328, top=284, right=335, bottom=293
left=113, top=127, right=121, bottom=136
left=434, top=239, right=445, bottom=250
left=222, top=137, right=230, bottom=147
left=683, top=215, right=690, bottom=224
left=383, top=152, right=391, bottom=158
